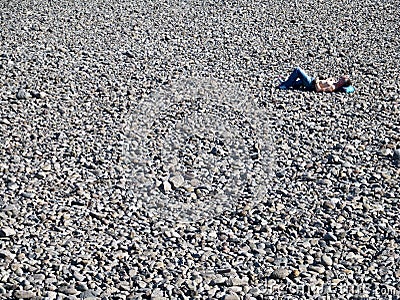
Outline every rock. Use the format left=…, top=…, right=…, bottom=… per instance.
left=57, top=286, right=79, bottom=295
left=0, top=250, right=16, bottom=260
left=212, top=275, right=227, bottom=285
left=73, top=271, right=85, bottom=282
left=79, top=290, right=99, bottom=299
left=151, top=288, right=164, bottom=298
left=21, top=192, right=35, bottom=199
left=32, top=274, right=45, bottom=282
left=0, top=227, right=16, bottom=237
left=30, top=91, right=47, bottom=99
left=323, top=232, right=338, bottom=242
left=45, top=291, right=57, bottom=300
left=393, top=149, right=400, bottom=160
left=380, top=148, right=392, bottom=156
left=161, top=181, right=172, bottom=193
left=7, top=183, right=19, bottom=190
left=216, top=268, right=233, bottom=274
left=1, top=204, right=18, bottom=213
left=0, top=118, right=11, bottom=126
left=0, top=284, right=6, bottom=294
left=323, top=200, right=336, bottom=210
left=308, top=265, right=326, bottom=274
left=89, top=211, right=107, bottom=221
left=169, top=174, right=184, bottom=189
left=321, top=254, right=333, bottom=266
left=223, top=293, right=240, bottom=300
left=270, top=268, right=289, bottom=280
left=79, top=289, right=101, bottom=300
left=16, top=89, right=27, bottom=100
left=291, top=269, right=300, bottom=278
left=13, top=290, right=36, bottom=299
left=227, top=276, right=248, bottom=286
left=76, top=282, right=88, bottom=292
left=41, top=164, right=52, bottom=171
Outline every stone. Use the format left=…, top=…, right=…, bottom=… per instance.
left=223, top=293, right=240, bottom=300
left=323, top=232, right=338, bottom=242
left=169, top=174, right=184, bottom=189
left=32, top=274, right=45, bottom=282
left=308, top=265, right=326, bottom=274
left=162, top=181, right=172, bottom=193
left=13, top=290, right=36, bottom=299
left=57, top=286, right=79, bottom=295
left=0, top=250, right=16, bottom=260
left=291, top=269, right=300, bottom=277
left=379, top=148, right=392, bottom=156
left=0, top=227, right=16, bottom=237
left=16, top=89, right=27, bottom=100
left=79, top=290, right=100, bottom=299
left=1, top=204, right=18, bottom=213
left=321, top=254, right=333, bottom=266
left=393, top=149, right=400, bottom=160
left=21, top=192, right=35, bottom=199
left=227, top=276, right=248, bottom=286
left=270, top=268, right=289, bottom=280
left=323, top=200, right=336, bottom=210
left=41, top=164, right=52, bottom=171
left=45, top=291, right=57, bottom=300
left=73, top=271, right=85, bottom=282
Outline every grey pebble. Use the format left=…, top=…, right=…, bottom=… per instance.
left=21, top=192, right=35, bottom=199
left=16, top=89, right=27, bottom=100
left=169, top=174, right=185, bottom=189
left=393, top=149, right=400, bottom=160
left=57, top=286, right=79, bottom=295
left=270, top=268, right=289, bottom=280
left=223, top=293, right=240, bottom=300
left=79, top=289, right=101, bottom=299
left=323, top=200, right=336, bottom=210
left=44, top=291, right=57, bottom=300
left=162, top=180, right=172, bottom=193
left=308, top=265, right=326, bottom=274
left=321, top=254, right=333, bottom=267
left=0, top=227, right=16, bottom=237
left=323, top=232, right=338, bottom=241
left=0, top=250, right=16, bottom=260
left=73, top=271, right=85, bottom=282
left=13, top=290, right=36, bottom=299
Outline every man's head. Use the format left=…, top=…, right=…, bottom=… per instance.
left=339, top=75, right=352, bottom=87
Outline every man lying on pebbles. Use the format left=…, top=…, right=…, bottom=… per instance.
left=278, top=67, right=355, bottom=93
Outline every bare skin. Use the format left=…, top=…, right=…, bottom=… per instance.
left=315, top=75, right=351, bottom=92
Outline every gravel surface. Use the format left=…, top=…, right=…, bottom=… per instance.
left=1, top=0, right=399, bottom=299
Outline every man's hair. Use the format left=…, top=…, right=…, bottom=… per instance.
left=343, top=79, right=352, bottom=87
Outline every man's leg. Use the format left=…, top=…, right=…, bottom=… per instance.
left=280, top=67, right=313, bottom=89
left=292, top=80, right=303, bottom=89
left=296, top=68, right=313, bottom=88
left=281, top=67, right=301, bottom=88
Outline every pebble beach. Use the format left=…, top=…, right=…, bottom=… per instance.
left=0, top=0, right=399, bottom=299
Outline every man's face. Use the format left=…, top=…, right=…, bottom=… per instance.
left=340, top=75, right=350, bottom=83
